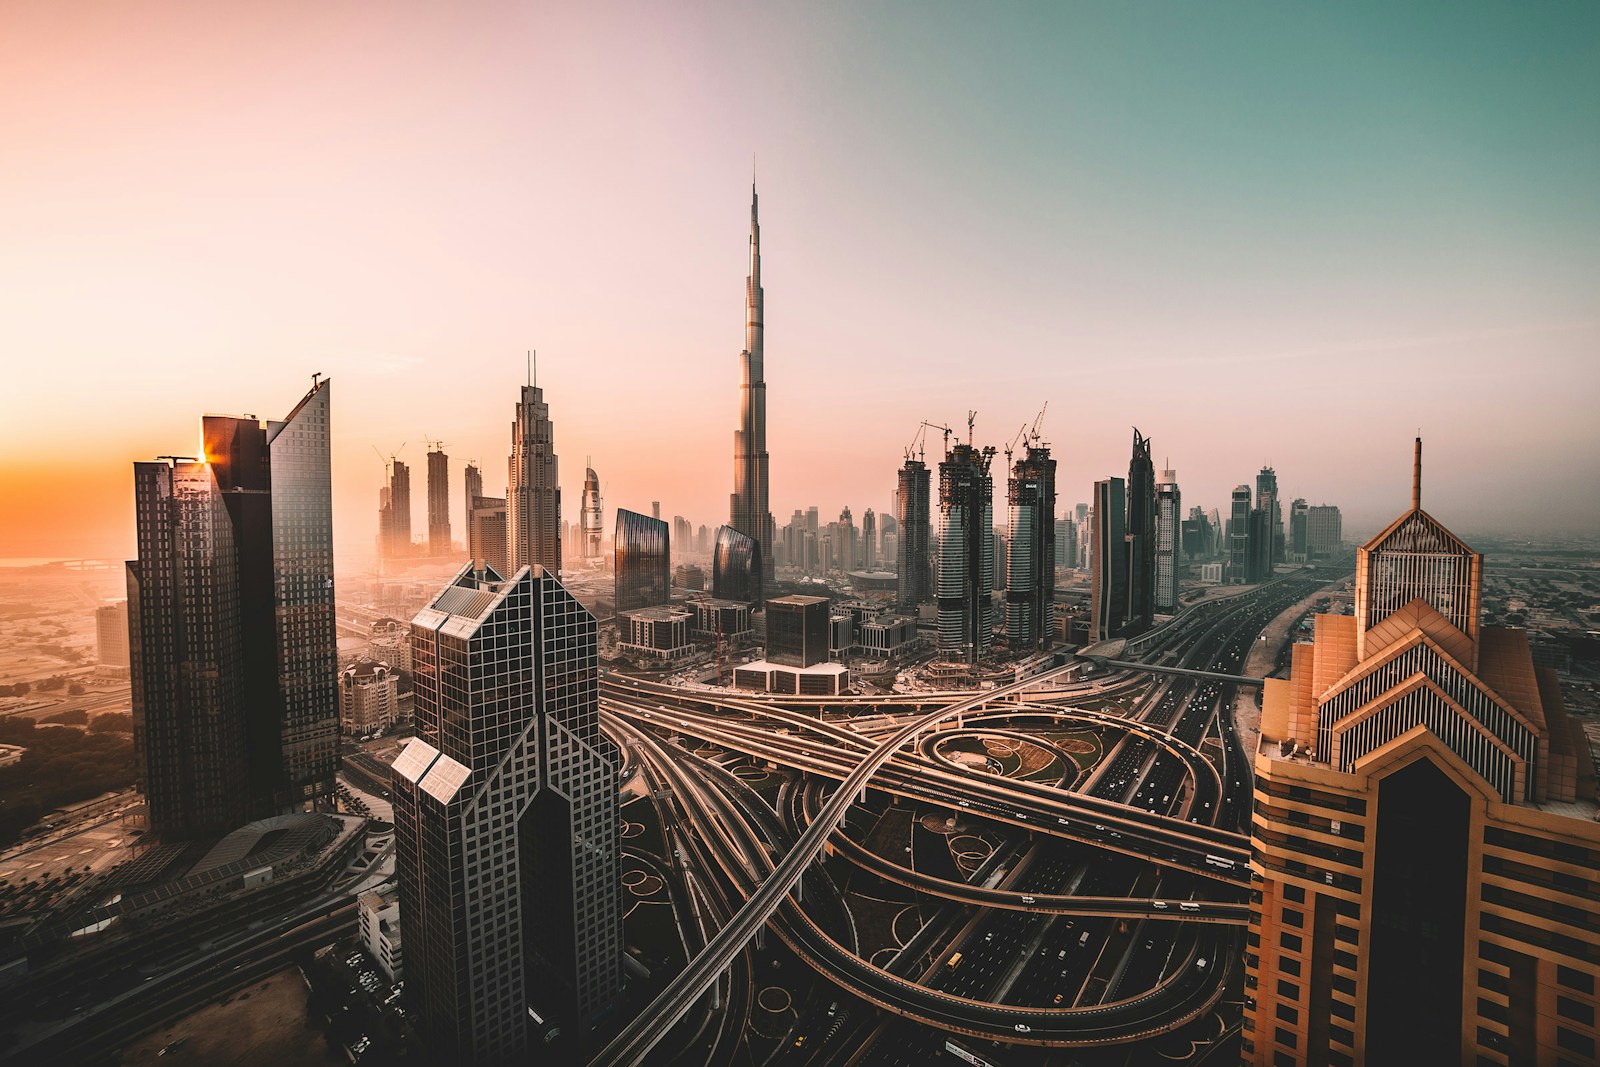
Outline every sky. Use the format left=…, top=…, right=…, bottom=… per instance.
left=2, top=0, right=1597, bottom=563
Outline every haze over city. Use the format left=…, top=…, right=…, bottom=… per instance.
left=2, top=0, right=1598, bottom=564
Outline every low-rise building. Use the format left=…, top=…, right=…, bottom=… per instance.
left=339, top=660, right=401, bottom=736
left=618, top=606, right=695, bottom=660
left=358, top=885, right=403, bottom=983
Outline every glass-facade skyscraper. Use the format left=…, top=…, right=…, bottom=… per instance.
left=1154, top=468, right=1181, bottom=613
left=129, top=378, right=339, bottom=838
left=1089, top=476, right=1128, bottom=641
left=896, top=456, right=932, bottom=612
left=712, top=525, right=761, bottom=604
left=393, top=563, right=622, bottom=1062
left=729, top=185, right=774, bottom=605
left=1125, top=428, right=1155, bottom=628
left=509, top=381, right=561, bottom=577
left=1003, top=442, right=1056, bottom=651
left=613, top=508, right=669, bottom=611
left=936, top=442, right=995, bottom=662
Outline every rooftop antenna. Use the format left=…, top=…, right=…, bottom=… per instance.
left=1412, top=435, right=1423, bottom=511
left=527, top=349, right=536, bottom=388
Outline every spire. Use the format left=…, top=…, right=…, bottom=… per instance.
left=747, top=182, right=761, bottom=287
left=1412, top=436, right=1422, bottom=511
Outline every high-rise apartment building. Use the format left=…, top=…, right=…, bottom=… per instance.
left=1307, top=504, right=1344, bottom=559
left=379, top=459, right=412, bottom=559
left=1229, top=484, right=1253, bottom=584
left=1089, top=477, right=1127, bottom=641
left=1245, top=441, right=1599, bottom=1066
left=129, top=379, right=339, bottom=839
left=96, top=600, right=130, bottom=670
left=581, top=465, right=603, bottom=560
left=393, top=563, right=622, bottom=1061
left=1004, top=442, right=1056, bottom=651
left=339, top=660, right=400, bottom=736
left=1125, top=429, right=1156, bottom=627
left=1154, top=468, right=1181, bottom=613
left=463, top=462, right=483, bottom=539
left=896, top=456, right=932, bottom=613
left=936, top=442, right=996, bottom=662
left=614, top=508, right=669, bottom=612
left=469, top=496, right=509, bottom=579
left=427, top=446, right=451, bottom=555
left=509, top=380, right=561, bottom=577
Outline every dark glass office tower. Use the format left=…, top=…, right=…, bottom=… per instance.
left=1004, top=442, right=1056, bottom=651
left=614, top=508, right=669, bottom=611
left=1228, top=484, right=1252, bottom=583
left=128, top=459, right=250, bottom=839
left=729, top=185, right=774, bottom=604
left=1089, top=476, right=1127, bottom=641
left=1125, top=428, right=1155, bottom=628
left=1289, top=497, right=1308, bottom=560
left=936, top=442, right=996, bottom=662
left=393, top=564, right=622, bottom=1062
left=896, top=456, right=932, bottom=612
left=509, top=382, right=561, bottom=577
left=712, top=525, right=761, bottom=603
left=1256, top=464, right=1283, bottom=564
left=427, top=445, right=451, bottom=555
left=130, top=378, right=339, bottom=835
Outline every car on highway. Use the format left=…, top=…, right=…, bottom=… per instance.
left=1014, top=1024, right=1031, bottom=1033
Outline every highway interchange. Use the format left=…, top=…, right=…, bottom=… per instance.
left=592, top=562, right=1350, bottom=1065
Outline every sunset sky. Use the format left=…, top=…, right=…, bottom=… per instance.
left=2, top=1, right=1596, bottom=563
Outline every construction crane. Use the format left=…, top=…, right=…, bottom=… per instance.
left=1028, top=401, right=1049, bottom=446
left=1003, top=423, right=1029, bottom=471
left=425, top=438, right=447, bottom=455
left=372, top=441, right=406, bottom=474
left=919, top=421, right=955, bottom=458
left=967, top=410, right=977, bottom=446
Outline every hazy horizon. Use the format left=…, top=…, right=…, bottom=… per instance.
left=3, top=2, right=1597, bottom=563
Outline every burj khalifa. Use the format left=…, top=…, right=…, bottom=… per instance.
left=729, top=184, right=774, bottom=603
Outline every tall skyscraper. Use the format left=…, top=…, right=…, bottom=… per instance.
left=1257, top=464, right=1284, bottom=565
left=1289, top=497, right=1308, bottom=561
left=1089, top=477, right=1127, bottom=641
left=394, top=563, right=621, bottom=1061
left=1004, top=441, right=1056, bottom=651
left=469, top=496, right=509, bottom=578
left=1154, top=468, right=1181, bottom=613
left=896, top=456, right=932, bottom=612
left=129, top=379, right=339, bottom=838
left=427, top=445, right=451, bottom=555
left=861, top=508, right=877, bottom=569
left=1125, top=428, right=1156, bottom=628
left=1245, top=440, right=1599, bottom=1066
left=379, top=458, right=411, bottom=559
left=1228, top=483, right=1252, bottom=584
left=729, top=184, right=774, bottom=604
left=463, top=462, right=483, bottom=538
left=581, top=465, right=603, bottom=559
left=509, top=378, right=561, bottom=577
left=614, top=508, right=669, bottom=612
left=838, top=506, right=857, bottom=573
left=936, top=442, right=996, bottom=662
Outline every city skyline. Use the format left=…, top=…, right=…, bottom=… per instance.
left=4, top=2, right=1598, bottom=563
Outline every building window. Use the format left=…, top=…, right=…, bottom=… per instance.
left=1280, top=932, right=1303, bottom=952
left=1276, top=1004, right=1300, bottom=1024
left=1274, top=1027, right=1298, bottom=1049
left=1557, top=996, right=1595, bottom=1027
left=1277, top=979, right=1300, bottom=1001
